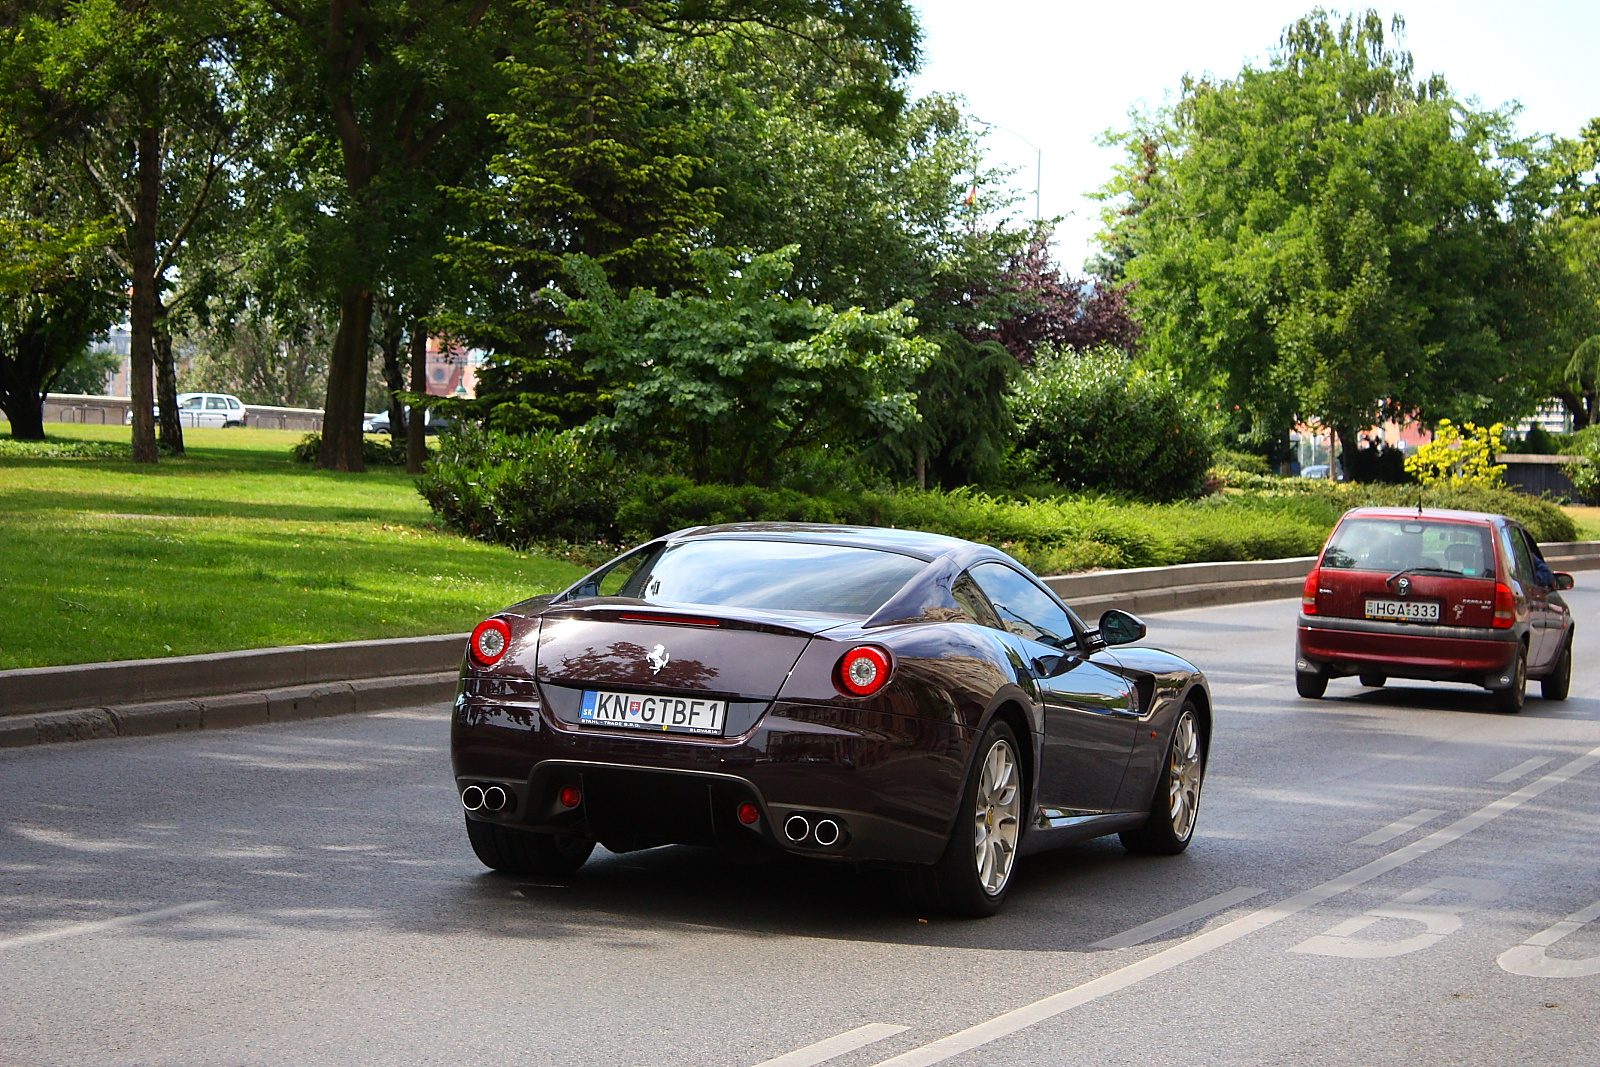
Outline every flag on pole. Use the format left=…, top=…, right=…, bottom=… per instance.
left=963, top=183, right=978, bottom=208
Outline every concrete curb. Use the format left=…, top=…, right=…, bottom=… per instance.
left=0, top=671, right=458, bottom=749
left=0, top=633, right=467, bottom=718
left=6, top=540, right=1598, bottom=750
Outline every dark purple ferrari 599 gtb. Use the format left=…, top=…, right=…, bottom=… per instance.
left=451, top=523, right=1212, bottom=916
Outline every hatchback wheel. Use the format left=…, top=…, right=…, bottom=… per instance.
left=1492, top=645, right=1527, bottom=714
left=1121, top=704, right=1204, bottom=855
left=1296, top=670, right=1328, bottom=699
left=1541, top=636, right=1573, bottom=701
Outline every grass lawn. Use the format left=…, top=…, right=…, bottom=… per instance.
left=1561, top=506, right=1600, bottom=541
left=0, top=422, right=587, bottom=669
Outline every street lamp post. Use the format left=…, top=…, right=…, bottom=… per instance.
left=978, top=120, right=1041, bottom=222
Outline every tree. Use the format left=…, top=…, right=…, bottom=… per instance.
left=3, top=0, right=253, bottom=460
left=559, top=247, right=934, bottom=485
left=262, top=0, right=919, bottom=470
left=1099, top=10, right=1567, bottom=456
left=0, top=179, right=120, bottom=438
left=1548, top=118, right=1600, bottom=425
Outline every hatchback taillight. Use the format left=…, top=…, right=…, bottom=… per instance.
left=469, top=618, right=512, bottom=666
left=1492, top=582, right=1515, bottom=629
left=1302, top=567, right=1321, bottom=614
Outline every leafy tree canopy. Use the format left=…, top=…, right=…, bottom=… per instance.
left=1099, top=9, right=1567, bottom=450
left=558, top=246, right=935, bottom=485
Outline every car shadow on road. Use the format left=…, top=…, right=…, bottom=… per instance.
left=1319, top=682, right=1595, bottom=719
left=406, top=831, right=1256, bottom=954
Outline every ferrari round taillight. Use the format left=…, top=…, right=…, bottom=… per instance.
left=1301, top=566, right=1321, bottom=615
left=1493, top=582, right=1515, bottom=629
left=838, top=646, right=892, bottom=696
left=736, top=802, right=760, bottom=825
left=469, top=618, right=512, bottom=666
left=557, top=785, right=582, bottom=809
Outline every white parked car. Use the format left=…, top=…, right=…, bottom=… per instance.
left=126, top=393, right=248, bottom=428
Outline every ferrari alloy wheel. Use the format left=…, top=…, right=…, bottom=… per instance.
left=1541, top=636, right=1572, bottom=701
left=902, top=719, right=1024, bottom=917
left=465, top=816, right=595, bottom=877
left=1493, top=645, right=1527, bottom=715
left=1121, top=703, right=1204, bottom=855
left=972, top=735, right=1022, bottom=896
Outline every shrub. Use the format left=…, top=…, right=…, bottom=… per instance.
left=1211, top=449, right=1272, bottom=476
left=416, top=427, right=633, bottom=546
left=291, top=432, right=404, bottom=466
left=1404, top=420, right=1506, bottom=488
left=1011, top=347, right=1213, bottom=502
left=0, top=437, right=127, bottom=459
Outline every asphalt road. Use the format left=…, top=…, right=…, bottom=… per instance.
left=4, top=593, right=1599, bottom=1066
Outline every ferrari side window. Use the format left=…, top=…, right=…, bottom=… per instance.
left=969, top=563, right=1073, bottom=647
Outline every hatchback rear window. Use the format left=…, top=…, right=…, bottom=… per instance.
left=1322, top=519, right=1495, bottom=579
left=613, top=540, right=926, bottom=616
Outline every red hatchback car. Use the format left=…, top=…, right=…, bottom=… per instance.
left=1296, top=507, right=1575, bottom=712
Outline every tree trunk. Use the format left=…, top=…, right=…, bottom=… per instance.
left=129, top=124, right=162, bottom=465
left=0, top=329, right=49, bottom=440
left=375, top=309, right=407, bottom=455
left=155, top=324, right=184, bottom=455
left=406, top=322, right=428, bottom=475
left=318, top=286, right=373, bottom=471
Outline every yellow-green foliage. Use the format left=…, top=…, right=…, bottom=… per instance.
left=1404, top=420, right=1506, bottom=487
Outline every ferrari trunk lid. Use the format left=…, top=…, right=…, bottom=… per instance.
left=534, top=604, right=819, bottom=703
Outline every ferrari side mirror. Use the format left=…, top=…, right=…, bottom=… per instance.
left=1098, top=609, right=1147, bottom=646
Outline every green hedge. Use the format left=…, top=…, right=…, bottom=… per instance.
left=420, top=432, right=1579, bottom=573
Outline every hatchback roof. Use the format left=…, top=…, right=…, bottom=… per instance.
left=1342, top=506, right=1504, bottom=525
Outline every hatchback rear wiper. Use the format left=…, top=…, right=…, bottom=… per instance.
left=1386, top=566, right=1462, bottom=585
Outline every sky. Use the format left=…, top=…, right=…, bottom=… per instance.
left=908, top=1, right=1600, bottom=272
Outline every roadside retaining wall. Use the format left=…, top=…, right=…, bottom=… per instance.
left=6, top=541, right=1600, bottom=748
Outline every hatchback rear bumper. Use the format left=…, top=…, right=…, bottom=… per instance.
left=1296, top=614, right=1517, bottom=682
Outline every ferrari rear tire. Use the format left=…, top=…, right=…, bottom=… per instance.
left=1492, top=645, right=1527, bottom=715
left=901, top=720, right=1023, bottom=918
left=1120, top=704, right=1204, bottom=856
left=465, top=816, right=595, bottom=876
left=1358, top=673, right=1386, bottom=688
left=1541, top=636, right=1572, bottom=702
left=1295, top=670, right=1328, bottom=699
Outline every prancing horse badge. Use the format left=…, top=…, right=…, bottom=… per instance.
left=647, top=643, right=670, bottom=674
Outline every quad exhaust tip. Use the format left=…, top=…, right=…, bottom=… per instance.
left=783, top=813, right=845, bottom=846
left=460, top=784, right=510, bottom=813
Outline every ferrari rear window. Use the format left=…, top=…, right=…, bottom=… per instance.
left=615, top=540, right=925, bottom=616
left=1322, top=519, right=1495, bottom=579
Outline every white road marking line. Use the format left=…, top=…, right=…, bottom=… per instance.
left=0, top=901, right=218, bottom=950
left=751, top=1024, right=910, bottom=1067
left=1090, top=887, right=1266, bottom=950
left=1498, top=897, right=1600, bottom=979
left=1489, top=756, right=1555, bottom=783
left=867, top=743, right=1600, bottom=1067
left=1235, top=683, right=1272, bottom=691
left=1351, top=808, right=1446, bottom=846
